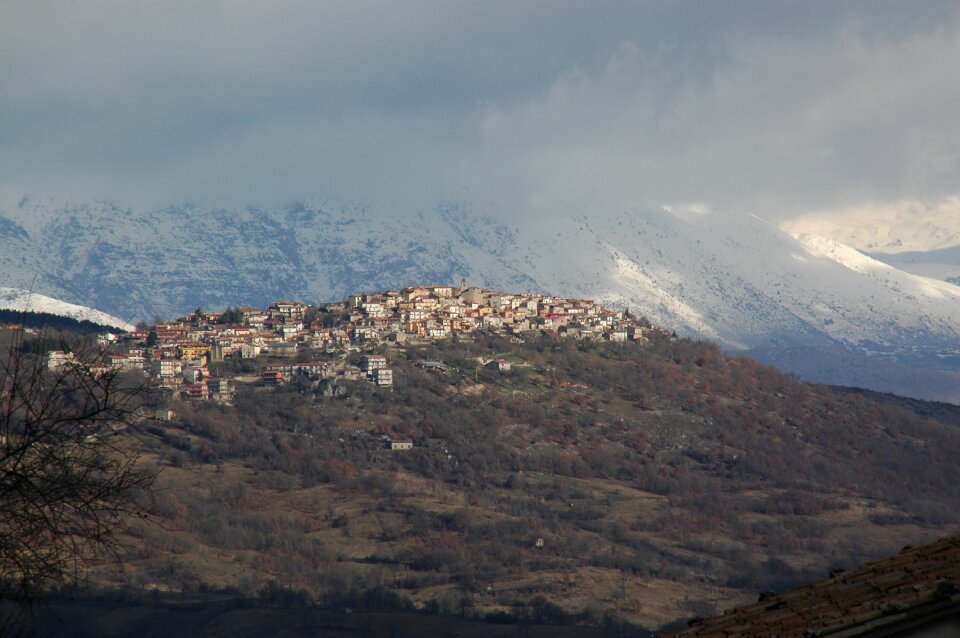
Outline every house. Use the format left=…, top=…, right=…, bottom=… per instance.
left=183, top=382, right=209, bottom=400
left=262, top=370, right=284, bottom=386
left=508, top=319, right=531, bottom=334
left=426, top=326, right=449, bottom=338
left=427, top=285, right=453, bottom=298
left=155, top=325, right=189, bottom=344
left=178, top=344, right=211, bottom=361
left=340, top=365, right=363, bottom=380
left=292, top=361, right=331, bottom=378
left=404, top=309, right=429, bottom=322
left=413, top=295, right=439, bottom=310
left=371, top=368, right=393, bottom=387
left=279, top=324, right=302, bottom=340
left=389, top=439, right=413, bottom=451
left=182, top=366, right=204, bottom=383
left=238, top=343, right=262, bottom=358
left=206, top=377, right=233, bottom=403
left=105, top=354, right=129, bottom=370
left=361, top=302, right=387, bottom=317
left=416, top=360, right=450, bottom=372
left=482, top=315, right=504, bottom=329
left=606, top=329, right=628, bottom=342
left=459, top=287, right=486, bottom=305
left=236, top=307, right=263, bottom=321
left=266, top=341, right=299, bottom=357
left=385, top=331, right=407, bottom=344
left=151, top=359, right=183, bottom=380
left=359, top=354, right=387, bottom=373
left=209, top=341, right=230, bottom=361
left=485, top=359, right=512, bottom=372
left=401, top=287, right=431, bottom=302
left=268, top=301, right=307, bottom=323
left=47, top=350, right=76, bottom=370
left=353, top=326, right=380, bottom=342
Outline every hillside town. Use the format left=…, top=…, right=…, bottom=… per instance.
left=47, top=285, right=661, bottom=405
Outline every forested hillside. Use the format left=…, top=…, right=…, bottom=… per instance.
left=83, top=333, right=960, bottom=630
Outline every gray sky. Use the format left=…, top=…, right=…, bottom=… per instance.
left=1, top=0, right=958, bottom=221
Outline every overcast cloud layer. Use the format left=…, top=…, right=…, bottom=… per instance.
left=1, top=1, right=958, bottom=221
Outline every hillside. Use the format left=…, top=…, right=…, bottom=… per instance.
left=67, top=331, right=960, bottom=632
left=3, top=198, right=960, bottom=399
left=0, top=287, right=134, bottom=332
left=0, top=308, right=120, bottom=335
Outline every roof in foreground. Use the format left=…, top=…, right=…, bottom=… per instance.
left=662, top=534, right=960, bottom=637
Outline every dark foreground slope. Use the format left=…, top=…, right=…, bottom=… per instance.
left=33, top=593, right=624, bottom=638
left=663, top=533, right=960, bottom=637
left=69, top=333, right=960, bottom=631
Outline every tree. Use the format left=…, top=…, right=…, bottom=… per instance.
left=220, top=306, right=243, bottom=325
left=0, top=328, right=156, bottom=630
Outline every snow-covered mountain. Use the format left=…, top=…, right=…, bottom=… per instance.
left=2, top=197, right=959, bottom=399
left=867, top=246, right=960, bottom=287
left=782, top=198, right=960, bottom=254
left=0, top=287, right=134, bottom=332
left=783, top=199, right=960, bottom=287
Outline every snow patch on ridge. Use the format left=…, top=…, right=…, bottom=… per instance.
left=0, top=288, right=134, bottom=332
left=783, top=197, right=960, bottom=254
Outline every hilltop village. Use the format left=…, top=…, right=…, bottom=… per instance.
left=53, top=285, right=662, bottom=406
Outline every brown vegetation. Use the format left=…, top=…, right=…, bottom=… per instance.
left=77, top=332, right=960, bottom=630
left=0, top=328, right=155, bottom=633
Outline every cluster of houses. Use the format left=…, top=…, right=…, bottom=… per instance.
left=261, top=354, right=392, bottom=388
left=47, top=285, right=657, bottom=403
left=342, top=285, right=647, bottom=343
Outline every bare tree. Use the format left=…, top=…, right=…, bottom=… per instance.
left=0, top=327, right=156, bottom=630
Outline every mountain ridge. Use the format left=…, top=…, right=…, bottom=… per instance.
left=3, top=197, right=959, bottom=399
left=0, top=287, right=134, bottom=332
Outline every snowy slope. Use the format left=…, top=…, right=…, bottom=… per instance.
left=509, top=209, right=960, bottom=362
left=0, top=198, right=538, bottom=322
left=782, top=198, right=960, bottom=254
left=2, top=197, right=959, bottom=375
left=0, top=287, right=134, bottom=332
left=782, top=198, right=960, bottom=296
left=868, top=246, right=960, bottom=287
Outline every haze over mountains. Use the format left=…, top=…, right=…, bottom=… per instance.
left=784, top=198, right=960, bottom=285
left=2, top=197, right=959, bottom=401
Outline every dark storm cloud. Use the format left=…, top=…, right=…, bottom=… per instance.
left=1, top=1, right=958, bottom=219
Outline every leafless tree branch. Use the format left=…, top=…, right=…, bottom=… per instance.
left=1, top=325, right=158, bottom=633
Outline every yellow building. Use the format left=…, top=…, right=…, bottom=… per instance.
left=178, top=344, right=211, bottom=361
